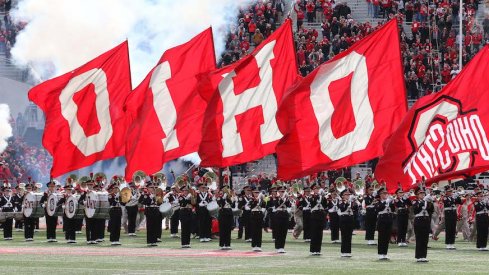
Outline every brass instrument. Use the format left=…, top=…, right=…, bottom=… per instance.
left=94, top=172, right=107, bottom=186
left=371, top=179, right=379, bottom=190
left=354, top=179, right=365, bottom=195
left=175, top=174, right=189, bottom=190
left=110, top=175, right=124, bottom=186
left=132, top=170, right=147, bottom=187
left=203, top=170, right=218, bottom=186
left=67, top=174, right=78, bottom=184
left=155, top=187, right=165, bottom=204
left=120, top=187, right=133, bottom=204
left=335, top=177, right=347, bottom=192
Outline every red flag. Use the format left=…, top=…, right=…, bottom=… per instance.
left=377, top=46, right=489, bottom=193
left=199, top=19, right=299, bottom=167
left=276, top=20, right=406, bottom=180
left=28, top=42, right=132, bottom=177
left=124, top=29, right=216, bottom=178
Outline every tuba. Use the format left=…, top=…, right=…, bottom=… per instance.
left=354, top=179, right=365, bottom=195
left=203, top=170, right=218, bottom=187
left=152, top=172, right=167, bottom=189
left=335, top=177, right=347, bottom=192
left=132, top=170, right=147, bottom=187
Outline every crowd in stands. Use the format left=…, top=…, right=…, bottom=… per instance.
left=222, top=0, right=489, bottom=99
left=0, top=0, right=25, bottom=59
left=0, top=137, right=52, bottom=183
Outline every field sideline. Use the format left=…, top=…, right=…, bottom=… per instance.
left=0, top=229, right=486, bottom=274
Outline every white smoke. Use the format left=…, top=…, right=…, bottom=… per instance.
left=0, top=104, right=13, bottom=154
left=11, top=0, right=252, bottom=84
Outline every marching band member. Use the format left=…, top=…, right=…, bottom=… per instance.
left=362, top=184, right=377, bottom=245
left=216, top=184, right=235, bottom=250
left=93, top=177, right=107, bottom=242
left=14, top=183, right=24, bottom=231
left=394, top=186, right=411, bottom=247
left=456, top=196, right=470, bottom=241
left=178, top=185, right=193, bottom=248
left=237, top=185, right=252, bottom=241
left=23, top=182, right=36, bottom=241
left=125, top=181, right=140, bottom=237
left=327, top=187, right=341, bottom=244
left=139, top=181, right=161, bottom=246
left=108, top=183, right=123, bottom=245
left=58, top=181, right=77, bottom=243
left=0, top=182, right=19, bottom=240
left=273, top=185, right=291, bottom=253
left=412, top=186, right=434, bottom=262
left=375, top=187, right=395, bottom=260
left=80, top=177, right=97, bottom=244
left=249, top=187, right=266, bottom=252
left=163, top=185, right=180, bottom=238
left=309, top=183, right=328, bottom=255
left=442, top=185, right=462, bottom=250
left=473, top=189, right=488, bottom=251
left=39, top=180, right=58, bottom=242
left=338, top=188, right=359, bottom=257
left=267, top=185, right=278, bottom=241
left=297, top=185, right=312, bottom=242
left=196, top=183, right=213, bottom=242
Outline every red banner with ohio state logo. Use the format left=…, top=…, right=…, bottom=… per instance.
left=377, top=45, right=489, bottom=193
left=198, top=19, right=299, bottom=167
left=28, top=42, right=132, bottom=177
left=125, top=29, right=216, bottom=179
left=276, top=20, right=406, bottom=180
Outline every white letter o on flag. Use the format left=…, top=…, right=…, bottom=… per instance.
left=59, top=68, right=113, bottom=156
left=310, top=51, right=374, bottom=160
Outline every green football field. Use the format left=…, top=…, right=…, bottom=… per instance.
left=0, top=228, right=486, bottom=274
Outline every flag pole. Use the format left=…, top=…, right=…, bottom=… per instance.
left=459, top=0, right=463, bottom=69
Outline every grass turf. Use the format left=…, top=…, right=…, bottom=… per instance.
left=0, top=228, right=486, bottom=274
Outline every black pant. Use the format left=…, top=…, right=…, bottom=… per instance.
left=270, top=211, right=276, bottom=239
left=171, top=209, right=180, bottom=234
left=34, top=218, right=39, bottom=229
left=3, top=217, right=13, bottom=238
left=109, top=207, right=122, bottom=242
left=85, top=217, right=96, bottom=241
left=303, top=210, right=311, bottom=240
left=340, top=215, right=354, bottom=253
left=310, top=210, right=326, bottom=253
left=126, top=205, right=138, bottom=234
left=76, top=218, right=83, bottom=231
left=445, top=210, right=457, bottom=245
left=97, top=218, right=105, bottom=240
left=64, top=216, right=76, bottom=241
left=274, top=211, right=289, bottom=249
left=476, top=214, right=488, bottom=248
left=145, top=207, right=160, bottom=244
left=45, top=214, right=58, bottom=240
left=377, top=214, right=393, bottom=255
left=238, top=210, right=251, bottom=239
left=24, top=217, right=35, bottom=239
left=250, top=211, right=263, bottom=248
left=365, top=209, right=377, bottom=240
left=197, top=206, right=211, bottom=239
left=396, top=211, right=409, bottom=243
left=180, top=209, right=192, bottom=246
left=156, top=212, right=162, bottom=239
left=414, top=216, right=430, bottom=259
left=329, top=212, right=340, bottom=241
left=219, top=209, right=233, bottom=247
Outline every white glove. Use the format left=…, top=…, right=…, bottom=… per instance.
left=403, top=194, right=409, bottom=200
left=386, top=197, right=392, bottom=204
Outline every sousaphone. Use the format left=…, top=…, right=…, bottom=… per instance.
left=335, top=177, right=347, bottom=192
left=133, top=170, right=147, bottom=187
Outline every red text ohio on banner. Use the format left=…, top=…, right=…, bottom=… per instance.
left=198, top=19, right=299, bottom=167
left=276, top=20, right=406, bottom=180
left=377, top=46, right=489, bottom=193
left=124, top=28, right=216, bottom=178
left=28, top=41, right=132, bottom=177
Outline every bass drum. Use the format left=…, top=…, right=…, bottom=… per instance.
left=46, top=193, right=64, bottom=217
left=65, top=195, right=85, bottom=219
left=23, top=192, right=45, bottom=218
left=206, top=200, right=219, bottom=218
left=84, top=191, right=110, bottom=219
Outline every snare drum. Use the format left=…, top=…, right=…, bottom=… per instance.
left=23, top=192, right=45, bottom=218
left=159, top=202, right=173, bottom=217
left=46, top=193, right=64, bottom=217
left=84, top=191, right=110, bottom=219
left=65, top=195, right=85, bottom=219
left=0, top=212, right=10, bottom=223
left=206, top=200, right=219, bottom=218
left=13, top=211, right=24, bottom=221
